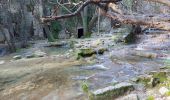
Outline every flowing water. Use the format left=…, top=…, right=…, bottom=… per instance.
left=0, top=33, right=169, bottom=99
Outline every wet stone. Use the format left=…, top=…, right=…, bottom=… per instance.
left=92, top=82, right=134, bottom=100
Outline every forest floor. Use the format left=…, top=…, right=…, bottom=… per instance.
left=0, top=30, right=170, bottom=100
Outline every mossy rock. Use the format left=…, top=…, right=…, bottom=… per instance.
left=136, top=75, right=152, bottom=87
left=76, top=48, right=107, bottom=59
left=150, top=71, right=167, bottom=83
left=77, top=49, right=96, bottom=57
left=136, top=71, right=168, bottom=87
left=124, top=32, right=137, bottom=44
left=92, top=82, right=134, bottom=100
left=98, top=48, right=107, bottom=54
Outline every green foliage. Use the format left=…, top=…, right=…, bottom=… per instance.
left=165, top=91, right=170, bottom=96
left=146, top=95, right=155, bottom=100
left=81, top=81, right=89, bottom=93
left=51, top=21, right=62, bottom=39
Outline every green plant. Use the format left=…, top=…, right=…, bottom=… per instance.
left=51, top=21, right=62, bottom=39
left=81, top=81, right=94, bottom=100
left=81, top=81, right=89, bottom=93
left=146, top=95, right=155, bottom=100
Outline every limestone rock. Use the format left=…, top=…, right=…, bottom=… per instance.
left=92, top=82, right=134, bottom=100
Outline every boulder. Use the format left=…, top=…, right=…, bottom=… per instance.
left=92, top=82, right=134, bottom=100
left=76, top=48, right=107, bottom=59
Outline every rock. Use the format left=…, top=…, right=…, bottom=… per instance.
left=13, top=55, right=22, bottom=60
left=77, top=48, right=96, bottom=58
left=133, top=50, right=157, bottom=59
left=25, top=54, right=35, bottom=58
left=0, top=60, right=5, bottom=65
left=45, top=42, right=67, bottom=47
left=135, top=75, right=152, bottom=86
left=76, top=48, right=107, bottom=59
left=116, top=94, right=138, bottom=100
left=91, top=39, right=101, bottom=48
left=92, top=82, right=134, bottom=100
left=149, top=71, right=167, bottom=83
left=100, top=17, right=112, bottom=32
left=136, top=71, right=167, bottom=87
left=34, top=50, right=46, bottom=57
left=159, top=87, right=169, bottom=95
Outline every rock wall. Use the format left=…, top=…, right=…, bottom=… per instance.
left=0, top=0, right=45, bottom=43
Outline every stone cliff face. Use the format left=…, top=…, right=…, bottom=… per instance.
left=0, top=0, right=49, bottom=45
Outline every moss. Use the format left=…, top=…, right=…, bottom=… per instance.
left=93, top=86, right=134, bottom=100
left=98, top=48, right=107, bottom=54
left=81, top=81, right=89, bottom=93
left=78, top=49, right=95, bottom=57
left=124, top=32, right=137, bottom=44
left=136, top=75, right=152, bottom=86
left=92, top=83, right=134, bottom=100
left=165, top=91, right=170, bottom=96
left=146, top=95, right=155, bottom=100
left=152, top=71, right=167, bottom=83
left=136, top=71, right=168, bottom=87
left=50, top=21, right=62, bottom=39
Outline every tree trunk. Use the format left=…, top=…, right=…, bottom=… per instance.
left=81, top=6, right=89, bottom=37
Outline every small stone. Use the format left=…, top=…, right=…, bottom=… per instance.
left=159, top=87, right=169, bottom=95
left=13, top=55, right=22, bottom=60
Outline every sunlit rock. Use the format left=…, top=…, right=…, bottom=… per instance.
left=92, top=82, right=134, bottom=100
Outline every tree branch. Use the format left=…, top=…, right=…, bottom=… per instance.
left=41, top=0, right=122, bottom=22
